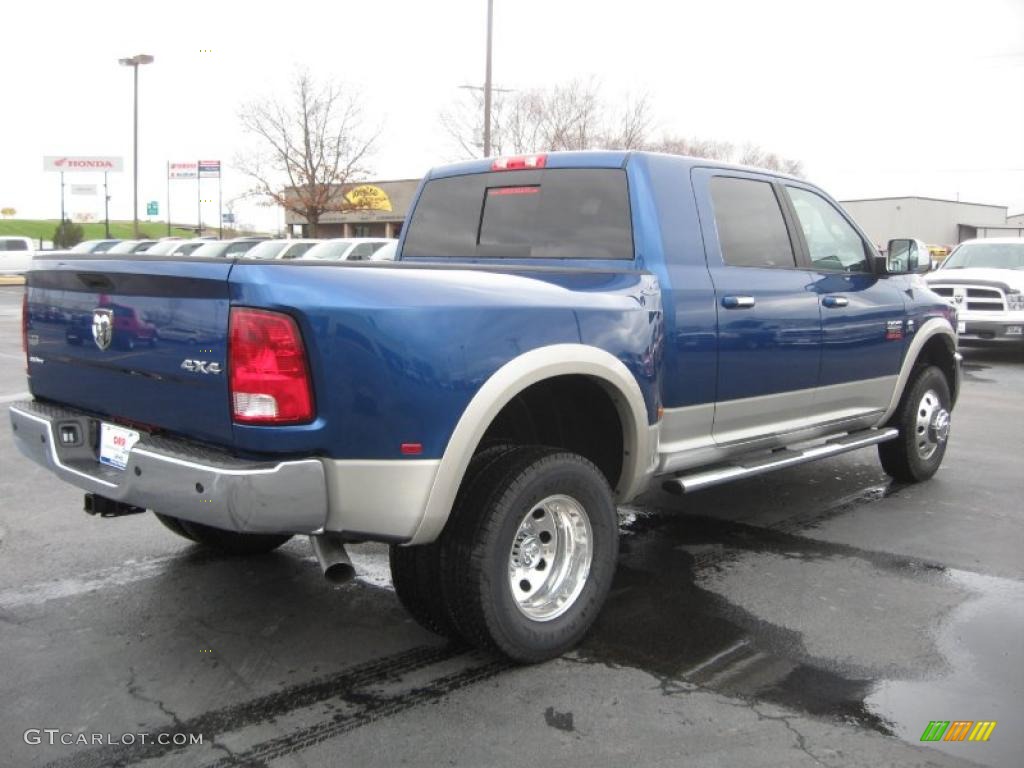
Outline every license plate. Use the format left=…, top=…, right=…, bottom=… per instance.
left=1008, top=326, right=1023, bottom=336
left=957, top=321, right=966, bottom=334
left=99, top=422, right=141, bottom=470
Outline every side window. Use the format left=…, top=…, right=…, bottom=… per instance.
left=283, top=243, right=313, bottom=259
left=5, top=239, right=28, bottom=251
left=709, top=177, right=796, bottom=268
left=787, top=187, right=872, bottom=273
left=226, top=241, right=254, bottom=255
left=348, top=243, right=376, bottom=260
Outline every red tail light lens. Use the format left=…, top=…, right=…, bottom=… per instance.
left=492, top=154, right=547, bottom=171
left=229, top=308, right=313, bottom=424
left=22, top=292, right=29, bottom=371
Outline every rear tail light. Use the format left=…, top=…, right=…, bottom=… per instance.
left=21, top=292, right=29, bottom=371
left=492, top=154, right=547, bottom=171
left=229, top=308, right=313, bottom=424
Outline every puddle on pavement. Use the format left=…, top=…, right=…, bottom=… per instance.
left=577, top=505, right=1023, bottom=767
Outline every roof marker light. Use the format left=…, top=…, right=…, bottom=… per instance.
left=492, top=154, right=547, bottom=171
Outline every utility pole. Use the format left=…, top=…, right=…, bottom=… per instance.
left=103, top=172, right=111, bottom=238
left=197, top=169, right=202, bottom=237
left=118, top=54, right=154, bottom=239
left=483, top=0, right=494, bottom=157
left=166, top=162, right=171, bottom=237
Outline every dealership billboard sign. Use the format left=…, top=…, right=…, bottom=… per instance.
left=168, top=162, right=198, bottom=179
left=198, top=160, right=221, bottom=178
left=43, top=156, right=123, bottom=173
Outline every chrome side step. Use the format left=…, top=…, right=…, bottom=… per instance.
left=663, top=428, right=899, bottom=494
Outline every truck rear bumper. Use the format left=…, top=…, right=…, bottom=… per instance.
left=9, top=400, right=329, bottom=535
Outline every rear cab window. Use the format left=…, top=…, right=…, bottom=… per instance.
left=2, top=238, right=29, bottom=251
left=402, top=168, right=634, bottom=260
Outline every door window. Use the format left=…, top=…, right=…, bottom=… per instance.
left=709, top=177, right=796, bottom=268
left=787, top=187, right=872, bottom=273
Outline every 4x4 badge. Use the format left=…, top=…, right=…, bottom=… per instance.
left=92, top=309, right=113, bottom=351
left=181, top=359, right=222, bottom=375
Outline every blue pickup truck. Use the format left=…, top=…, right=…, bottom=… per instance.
left=10, top=151, right=959, bottom=662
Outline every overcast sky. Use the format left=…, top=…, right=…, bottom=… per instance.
left=2, top=0, right=1022, bottom=233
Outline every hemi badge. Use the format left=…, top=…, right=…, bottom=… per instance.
left=885, top=320, right=904, bottom=340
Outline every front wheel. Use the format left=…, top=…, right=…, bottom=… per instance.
left=439, top=447, right=618, bottom=663
left=878, top=365, right=952, bottom=482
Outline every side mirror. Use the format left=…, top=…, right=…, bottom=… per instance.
left=885, top=238, right=929, bottom=274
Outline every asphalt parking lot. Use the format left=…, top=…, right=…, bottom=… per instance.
left=0, top=283, right=1021, bottom=768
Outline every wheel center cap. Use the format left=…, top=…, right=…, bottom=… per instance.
left=931, top=409, right=951, bottom=443
left=519, top=537, right=541, bottom=568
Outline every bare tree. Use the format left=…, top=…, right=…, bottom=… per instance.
left=442, top=79, right=636, bottom=157
left=648, top=136, right=802, bottom=176
left=441, top=80, right=802, bottom=176
left=237, top=71, right=377, bottom=236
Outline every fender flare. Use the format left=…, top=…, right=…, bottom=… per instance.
left=875, top=316, right=957, bottom=426
left=407, top=343, right=654, bottom=545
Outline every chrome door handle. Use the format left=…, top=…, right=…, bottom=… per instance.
left=721, top=295, right=756, bottom=309
left=822, top=295, right=849, bottom=308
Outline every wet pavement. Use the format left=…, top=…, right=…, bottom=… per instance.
left=0, top=284, right=1021, bottom=767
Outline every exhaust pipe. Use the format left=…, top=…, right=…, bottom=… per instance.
left=309, top=534, right=356, bottom=584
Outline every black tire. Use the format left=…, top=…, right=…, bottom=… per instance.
left=879, top=365, right=952, bottom=482
left=174, top=518, right=291, bottom=555
left=154, top=512, right=196, bottom=541
left=389, top=444, right=518, bottom=640
left=439, top=446, right=618, bottom=663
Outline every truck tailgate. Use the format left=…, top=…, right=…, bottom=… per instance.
left=26, top=257, right=234, bottom=445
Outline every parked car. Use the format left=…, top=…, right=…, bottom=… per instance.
left=10, top=151, right=960, bottom=664
left=244, top=239, right=323, bottom=261
left=69, top=239, right=122, bottom=254
left=189, top=237, right=269, bottom=258
left=0, top=236, right=35, bottom=274
left=300, top=238, right=393, bottom=261
left=925, top=237, right=1024, bottom=342
left=143, top=239, right=209, bottom=257
left=370, top=241, right=398, bottom=261
left=105, top=240, right=158, bottom=254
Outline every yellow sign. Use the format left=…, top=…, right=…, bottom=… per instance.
left=345, top=185, right=392, bottom=212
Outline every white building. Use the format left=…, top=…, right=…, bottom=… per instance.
left=839, top=196, right=1023, bottom=247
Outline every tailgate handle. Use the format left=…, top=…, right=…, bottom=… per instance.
left=76, top=272, right=114, bottom=290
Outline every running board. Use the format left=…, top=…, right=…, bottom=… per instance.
left=663, top=428, right=899, bottom=494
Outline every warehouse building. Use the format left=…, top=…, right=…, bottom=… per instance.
left=840, top=196, right=1023, bottom=248
left=284, top=179, right=420, bottom=238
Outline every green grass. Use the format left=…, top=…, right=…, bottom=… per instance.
left=0, top=219, right=203, bottom=243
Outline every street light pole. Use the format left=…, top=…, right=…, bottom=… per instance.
left=483, top=0, right=494, bottom=158
left=118, top=54, right=154, bottom=239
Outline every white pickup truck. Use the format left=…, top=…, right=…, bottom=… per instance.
left=0, top=236, right=36, bottom=275
left=925, top=238, right=1024, bottom=343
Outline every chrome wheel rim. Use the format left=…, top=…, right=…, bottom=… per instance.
left=508, top=494, right=593, bottom=622
left=915, top=389, right=949, bottom=461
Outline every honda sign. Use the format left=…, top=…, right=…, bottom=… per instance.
left=43, top=156, right=124, bottom=173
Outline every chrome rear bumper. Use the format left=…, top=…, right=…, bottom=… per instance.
left=8, top=400, right=328, bottom=534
